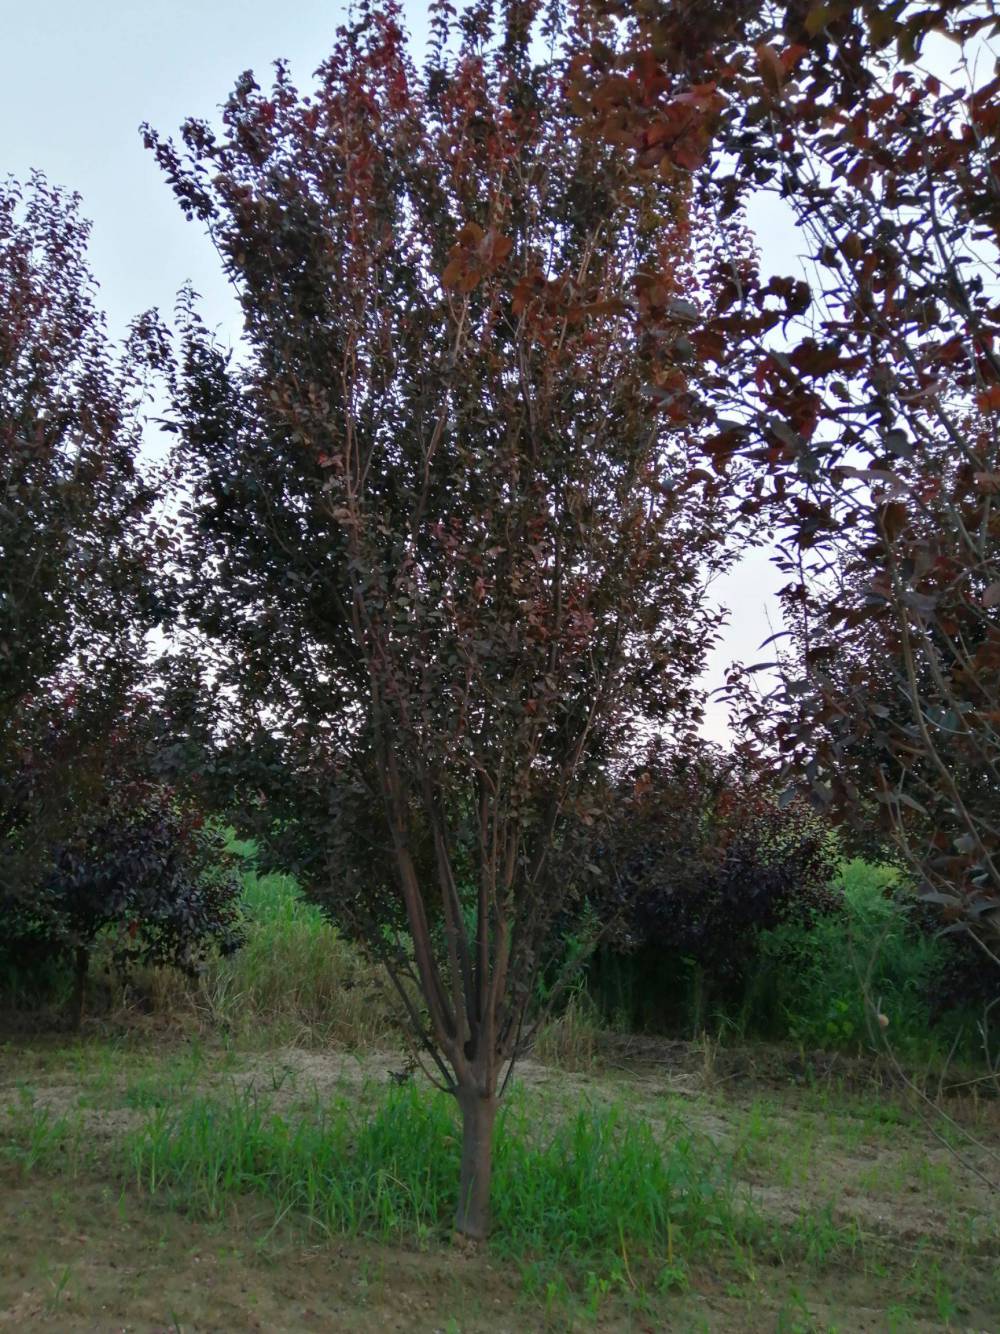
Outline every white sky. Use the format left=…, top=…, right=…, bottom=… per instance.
left=3, top=1, right=810, bottom=744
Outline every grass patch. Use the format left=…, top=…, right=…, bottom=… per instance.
left=1, top=1088, right=86, bottom=1174
left=192, top=868, right=401, bottom=1046
left=4, top=1036, right=998, bottom=1326
left=47, top=862, right=409, bottom=1048
left=531, top=990, right=606, bottom=1071
left=121, top=1079, right=754, bottom=1288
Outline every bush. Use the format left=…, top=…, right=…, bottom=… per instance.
left=583, top=742, right=839, bottom=1033
left=193, top=863, right=403, bottom=1046
left=0, top=781, right=242, bottom=1026
left=751, top=860, right=996, bottom=1061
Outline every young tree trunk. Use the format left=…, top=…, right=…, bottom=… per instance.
left=454, top=1085, right=497, bottom=1241
left=70, top=945, right=88, bottom=1031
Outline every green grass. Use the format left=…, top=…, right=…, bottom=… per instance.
left=5, top=1033, right=998, bottom=1326
left=2, top=1071, right=767, bottom=1299
left=172, top=832, right=399, bottom=1043
left=2, top=829, right=997, bottom=1326
left=1, top=1087, right=85, bottom=1173
left=122, top=1079, right=754, bottom=1285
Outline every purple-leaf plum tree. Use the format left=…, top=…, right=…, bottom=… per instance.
left=145, top=0, right=733, bottom=1239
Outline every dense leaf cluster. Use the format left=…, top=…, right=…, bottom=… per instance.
left=2, top=778, right=242, bottom=1018
left=594, top=742, right=839, bottom=998
left=0, top=174, right=162, bottom=900
left=0, top=176, right=241, bottom=1022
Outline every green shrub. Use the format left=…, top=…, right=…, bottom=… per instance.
left=749, top=860, right=979, bottom=1059
left=580, top=858, right=990, bottom=1065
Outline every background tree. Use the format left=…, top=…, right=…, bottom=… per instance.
left=0, top=173, right=162, bottom=905
left=2, top=766, right=243, bottom=1029
left=572, top=1, right=1000, bottom=971
left=145, top=0, right=733, bottom=1238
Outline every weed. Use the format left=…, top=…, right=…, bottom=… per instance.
left=788, top=1204, right=859, bottom=1268
left=1, top=1087, right=84, bottom=1172
left=40, top=1260, right=73, bottom=1314
left=161, top=870, right=404, bottom=1047
left=754, top=860, right=976, bottom=1063
left=532, top=991, right=604, bottom=1071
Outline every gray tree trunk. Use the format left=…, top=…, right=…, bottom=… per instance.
left=454, top=1086, right=497, bottom=1241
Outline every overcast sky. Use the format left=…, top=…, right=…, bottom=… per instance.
left=4, top=2, right=809, bottom=743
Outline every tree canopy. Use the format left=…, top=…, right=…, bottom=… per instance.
left=572, top=0, right=1000, bottom=956
left=0, top=173, right=161, bottom=901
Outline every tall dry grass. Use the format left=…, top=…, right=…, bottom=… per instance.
left=142, top=868, right=404, bottom=1047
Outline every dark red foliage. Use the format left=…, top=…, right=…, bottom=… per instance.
left=144, top=0, right=734, bottom=1237
left=0, top=174, right=162, bottom=900
left=573, top=1, right=1000, bottom=960
left=594, top=742, right=839, bottom=997
left=2, top=777, right=243, bottom=1022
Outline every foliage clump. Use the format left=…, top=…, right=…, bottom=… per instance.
left=588, top=743, right=839, bottom=1018
left=1, top=174, right=161, bottom=902
left=2, top=781, right=242, bottom=1026
left=573, top=0, right=1000, bottom=958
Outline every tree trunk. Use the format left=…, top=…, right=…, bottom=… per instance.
left=454, top=1086, right=497, bottom=1241
left=70, top=945, right=88, bottom=1031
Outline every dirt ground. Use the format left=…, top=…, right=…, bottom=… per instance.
left=1, top=1034, right=998, bottom=1332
